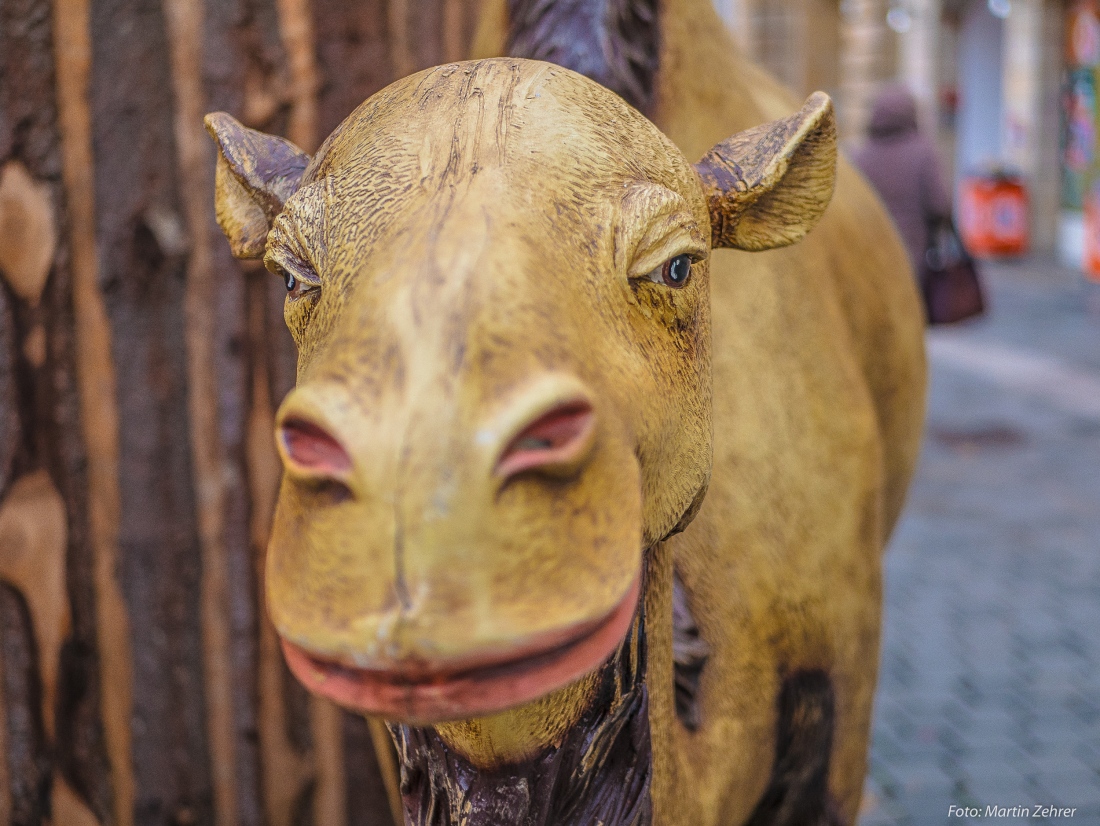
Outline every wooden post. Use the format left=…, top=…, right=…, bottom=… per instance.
left=0, top=0, right=482, bottom=822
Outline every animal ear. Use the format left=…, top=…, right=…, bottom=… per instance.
left=694, top=92, right=837, bottom=251
left=203, top=112, right=311, bottom=259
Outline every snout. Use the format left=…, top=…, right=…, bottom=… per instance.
left=266, top=374, right=644, bottom=721
left=276, top=386, right=597, bottom=487
left=495, top=398, right=596, bottom=481
left=281, top=573, right=640, bottom=722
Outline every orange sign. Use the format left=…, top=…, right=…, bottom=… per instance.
left=1083, top=193, right=1100, bottom=280
left=959, top=177, right=1030, bottom=258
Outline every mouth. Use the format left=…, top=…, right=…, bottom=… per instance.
left=280, top=574, right=641, bottom=722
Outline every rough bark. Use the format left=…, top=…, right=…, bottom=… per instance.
left=0, top=0, right=479, bottom=822
left=1, top=0, right=115, bottom=820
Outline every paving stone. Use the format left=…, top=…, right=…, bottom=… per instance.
left=858, top=258, right=1100, bottom=825
left=964, top=741, right=1030, bottom=766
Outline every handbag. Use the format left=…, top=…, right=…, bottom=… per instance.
left=920, top=218, right=985, bottom=325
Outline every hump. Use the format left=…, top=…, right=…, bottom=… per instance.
left=505, top=0, right=660, bottom=114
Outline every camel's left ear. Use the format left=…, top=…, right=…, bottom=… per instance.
left=695, top=92, right=837, bottom=251
left=203, top=112, right=311, bottom=259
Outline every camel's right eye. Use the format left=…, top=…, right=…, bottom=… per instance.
left=642, top=252, right=696, bottom=290
left=266, top=255, right=320, bottom=301
left=662, top=254, right=692, bottom=287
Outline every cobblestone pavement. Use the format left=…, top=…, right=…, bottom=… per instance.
left=858, top=258, right=1100, bottom=826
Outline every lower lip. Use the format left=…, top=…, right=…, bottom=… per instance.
left=280, top=575, right=641, bottom=723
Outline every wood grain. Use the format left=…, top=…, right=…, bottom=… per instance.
left=89, top=0, right=217, bottom=804
left=50, top=773, right=103, bottom=826
left=162, top=0, right=239, bottom=820
left=0, top=627, right=10, bottom=826
left=0, top=161, right=58, bottom=306
left=368, top=718, right=404, bottom=826
left=0, top=271, right=16, bottom=501
left=310, top=0, right=393, bottom=137
left=443, top=0, right=465, bottom=62
left=276, top=0, right=321, bottom=151
left=311, top=699, right=349, bottom=826
left=386, top=0, right=414, bottom=79
left=199, top=9, right=289, bottom=815
left=0, top=584, right=50, bottom=823
left=51, top=0, right=135, bottom=820
left=0, top=470, right=70, bottom=741
left=246, top=274, right=314, bottom=826
left=0, top=0, right=485, bottom=818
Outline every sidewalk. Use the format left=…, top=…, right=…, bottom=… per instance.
left=858, top=257, right=1100, bottom=825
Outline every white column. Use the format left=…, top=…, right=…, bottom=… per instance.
left=839, top=0, right=896, bottom=139
left=1002, top=0, right=1042, bottom=173
left=1002, top=0, right=1063, bottom=252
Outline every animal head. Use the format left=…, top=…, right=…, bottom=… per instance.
left=206, top=59, right=835, bottom=727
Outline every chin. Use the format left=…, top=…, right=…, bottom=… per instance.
left=280, top=574, right=641, bottom=723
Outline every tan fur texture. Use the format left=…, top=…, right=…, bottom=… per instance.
left=477, top=5, right=926, bottom=821
left=207, top=25, right=924, bottom=824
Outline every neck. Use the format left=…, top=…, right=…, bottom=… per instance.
left=503, top=0, right=660, bottom=114
left=388, top=603, right=653, bottom=826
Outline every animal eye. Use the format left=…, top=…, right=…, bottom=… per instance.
left=266, top=256, right=320, bottom=301
left=659, top=254, right=692, bottom=288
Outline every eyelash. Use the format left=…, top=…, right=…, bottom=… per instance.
left=266, top=257, right=320, bottom=300
left=266, top=251, right=694, bottom=298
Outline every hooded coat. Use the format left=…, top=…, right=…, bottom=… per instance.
left=852, top=85, right=952, bottom=273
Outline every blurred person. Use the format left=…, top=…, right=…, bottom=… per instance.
left=852, top=84, right=953, bottom=274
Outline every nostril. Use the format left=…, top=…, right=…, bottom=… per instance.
left=496, top=400, right=596, bottom=480
left=279, top=417, right=353, bottom=478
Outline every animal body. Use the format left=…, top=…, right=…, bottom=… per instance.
left=204, top=2, right=925, bottom=822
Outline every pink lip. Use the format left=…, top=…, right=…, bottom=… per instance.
left=280, top=574, right=641, bottom=722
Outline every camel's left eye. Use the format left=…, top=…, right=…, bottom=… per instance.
left=656, top=254, right=692, bottom=288
left=266, top=255, right=320, bottom=301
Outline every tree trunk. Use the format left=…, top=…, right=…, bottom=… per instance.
left=0, top=0, right=481, bottom=822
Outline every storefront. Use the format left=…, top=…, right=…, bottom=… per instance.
left=1062, top=0, right=1100, bottom=278
left=936, top=0, right=1064, bottom=260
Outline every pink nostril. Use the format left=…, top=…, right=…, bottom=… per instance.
left=279, top=417, right=353, bottom=477
left=496, top=401, right=596, bottom=480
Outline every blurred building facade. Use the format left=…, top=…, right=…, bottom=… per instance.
left=716, top=0, right=1082, bottom=267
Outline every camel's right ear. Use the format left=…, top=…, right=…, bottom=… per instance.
left=203, top=112, right=310, bottom=259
